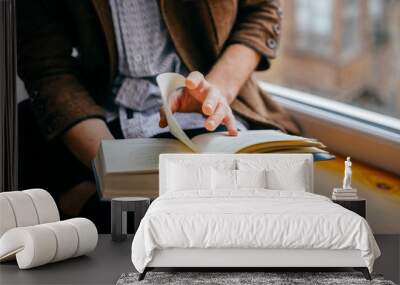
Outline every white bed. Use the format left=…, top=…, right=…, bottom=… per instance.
left=131, top=154, right=380, bottom=280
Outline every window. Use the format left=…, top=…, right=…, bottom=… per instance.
left=295, top=0, right=333, bottom=55
left=256, top=0, right=400, bottom=173
left=341, top=0, right=361, bottom=59
left=258, top=0, right=400, bottom=120
left=369, top=0, right=388, bottom=47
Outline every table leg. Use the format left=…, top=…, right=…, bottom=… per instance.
left=111, top=201, right=126, bottom=242
left=133, top=202, right=148, bottom=234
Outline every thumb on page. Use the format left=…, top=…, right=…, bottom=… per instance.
left=159, top=90, right=181, bottom=128
left=159, top=107, right=167, bottom=128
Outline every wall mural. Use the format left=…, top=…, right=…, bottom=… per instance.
left=315, top=156, right=400, bottom=234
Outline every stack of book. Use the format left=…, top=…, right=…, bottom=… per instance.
left=93, top=130, right=333, bottom=200
left=332, top=188, right=358, bottom=200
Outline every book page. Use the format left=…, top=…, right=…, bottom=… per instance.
left=192, top=130, right=323, bottom=153
left=102, top=138, right=193, bottom=174
left=156, top=73, right=199, bottom=152
left=155, top=73, right=326, bottom=156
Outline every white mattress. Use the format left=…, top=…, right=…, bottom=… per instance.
left=131, top=190, right=380, bottom=273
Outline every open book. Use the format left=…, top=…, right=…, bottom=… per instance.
left=93, top=73, right=331, bottom=199
left=154, top=73, right=328, bottom=155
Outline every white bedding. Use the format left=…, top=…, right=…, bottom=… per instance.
left=131, top=190, right=380, bottom=273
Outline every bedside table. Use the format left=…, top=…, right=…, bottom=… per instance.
left=332, top=198, right=366, bottom=218
left=111, top=197, right=151, bottom=242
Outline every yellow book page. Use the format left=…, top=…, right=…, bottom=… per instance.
left=239, top=143, right=325, bottom=153
left=192, top=130, right=320, bottom=153
left=241, top=146, right=328, bottom=154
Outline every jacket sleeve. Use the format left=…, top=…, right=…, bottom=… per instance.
left=17, top=0, right=105, bottom=140
left=226, top=0, right=282, bottom=70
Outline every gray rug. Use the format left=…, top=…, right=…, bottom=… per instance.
left=116, top=272, right=396, bottom=285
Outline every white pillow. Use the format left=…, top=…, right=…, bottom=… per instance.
left=212, top=168, right=237, bottom=190
left=212, top=169, right=267, bottom=191
left=236, top=169, right=267, bottom=189
left=237, top=158, right=310, bottom=191
left=266, top=162, right=308, bottom=191
left=167, top=162, right=212, bottom=191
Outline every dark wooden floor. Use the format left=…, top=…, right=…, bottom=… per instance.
left=0, top=235, right=398, bottom=284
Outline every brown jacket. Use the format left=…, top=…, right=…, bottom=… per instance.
left=17, top=0, right=299, bottom=140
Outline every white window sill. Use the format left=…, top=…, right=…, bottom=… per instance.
left=258, top=81, right=400, bottom=175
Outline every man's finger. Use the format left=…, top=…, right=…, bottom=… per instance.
left=202, top=86, right=219, bottom=116
left=169, top=89, right=182, bottom=113
left=160, top=88, right=183, bottom=128
left=185, top=71, right=207, bottom=90
left=185, top=71, right=212, bottom=102
left=205, top=103, right=227, bottom=131
left=222, top=110, right=238, bottom=136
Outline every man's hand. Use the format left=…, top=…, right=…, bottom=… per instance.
left=159, top=71, right=238, bottom=136
left=159, top=44, right=261, bottom=136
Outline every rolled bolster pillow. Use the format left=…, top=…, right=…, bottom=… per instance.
left=0, top=189, right=60, bottom=235
left=23, top=189, right=60, bottom=224
left=42, top=221, right=79, bottom=263
left=0, top=218, right=98, bottom=269
left=65, top=218, right=98, bottom=257
left=0, top=196, right=17, bottom=237
left=0, top=191, right=39, bottom=228
left=0, top=226, right=57, bottom=269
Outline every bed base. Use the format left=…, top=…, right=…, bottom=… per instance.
left=138, top=267, right=371, bottom=281
left=138, top=248, right=372, bottom=281
left=354, top=267, right=372, bottom=280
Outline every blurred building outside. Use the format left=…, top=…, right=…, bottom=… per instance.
left=256, top=0, right=400, bottom=120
